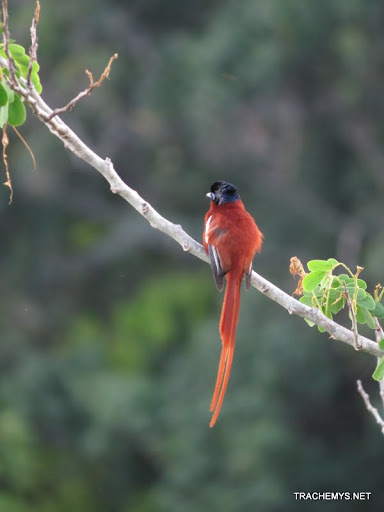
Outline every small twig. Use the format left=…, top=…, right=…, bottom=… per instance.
left=1, top=0, right=17, bottom=87
left=343, top=282, right=362, bottom=350
left=357, top=379, right=384, bottom=435
left=26, top=0, right=40, bottom=88
left=46, top=53, right=118, bottom=121
left=2, top=123, right=12, bottom=204
left=12, top=126, right=36, bottom=170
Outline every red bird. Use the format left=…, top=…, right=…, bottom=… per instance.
left=203, top=181, right=263, bottom=427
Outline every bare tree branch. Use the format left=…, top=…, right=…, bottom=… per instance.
left=0, top=9, right=383, bottom=360
left=357, top=380, right=384, bottom=435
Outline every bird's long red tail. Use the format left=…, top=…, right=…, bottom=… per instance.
left=209, top=269, right=242, bottom=427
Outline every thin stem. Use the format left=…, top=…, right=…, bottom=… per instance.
left=357, top=380, right=384, bottom=435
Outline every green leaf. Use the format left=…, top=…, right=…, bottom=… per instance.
left=361, top=308, right=376, bottom=329
left=356, top=305, right=366, bottom=324
left=302, top=271, right=326, bottom=292
left=335, top=286, right=365, bottom=301
left=6, top=43, right=42, bottom=93
left=335, top=285, right=356, bottom=295
left=357, top=293, right=375, bottom=311
left=9, top=43, right=30, bottom=68
left=307, top=259, right=335, bottom=272
left=0, top=103, right=8, bottom=128
left=329, top=290, right=345, bottom=314
left=299, top=296, right=315, bottom=326
left=356, top=288, right=367, bottom=301
left=2, top=82, right=14, bottom=103
left=372, top=357, right=384, bottom=381
left=330, top=297, right=345, bottom=314
left=9, top=43, right=27, bottom=57
left=318, top=307, right=332, bottom=332
left=372, top=301, right=384, bottom=319
left=379, top=338, right=384, bottom=350
left=17, top=62, right=29, bottom=79
left=335, top=277, right=366, bottom=289
left=31, top=61, right=40, bottom=74
left=31, top=69, right=42, bottom=94
left=299, top=296, right=314, bottom=307
left=0, top=83, right=8, bottom=106
left=303, top=286, right=324, bottom=297
left=328, top=288, right=340, bottom=301
left=327, top=258, right=339, bottom=267
left=331, top=277, right=342, bottom=288
left=356, top=279, right=367, bottom=290
left=320, top=273, right=332, bottom=288
left=322, top=305, right=332, bottom=318
left=7, top=94, right=26, bottom=126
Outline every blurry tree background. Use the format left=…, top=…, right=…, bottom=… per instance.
left=1, top=0, right=384, bottom=510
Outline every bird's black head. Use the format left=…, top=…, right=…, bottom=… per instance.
left=207, top=181, right=240, bottom=205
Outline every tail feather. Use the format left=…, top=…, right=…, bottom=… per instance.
left=209, top=346, right=227, bottom=412
left=209, top=270, right=242, bottom=428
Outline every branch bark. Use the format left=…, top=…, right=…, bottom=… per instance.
left=0, top=17, right=383, bottom=360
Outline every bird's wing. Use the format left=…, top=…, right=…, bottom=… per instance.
left=208, top=243, right=225, bottom=291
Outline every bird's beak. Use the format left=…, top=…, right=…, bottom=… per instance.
left=206, top=192, right=213, bottom=199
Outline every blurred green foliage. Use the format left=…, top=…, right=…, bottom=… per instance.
left=1, top=0, right=384, bottom=510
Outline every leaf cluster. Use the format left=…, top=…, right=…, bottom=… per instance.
left=300, top=259, right=384, bottom=328
left=299, top=258, right=384, bottom=381
left=0, top=43, right=42, bottom=127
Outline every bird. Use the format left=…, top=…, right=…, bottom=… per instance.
left=203, top=181, right=263, bottom=427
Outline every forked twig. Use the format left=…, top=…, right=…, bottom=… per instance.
left=46, top=53, right=118, bottom=121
